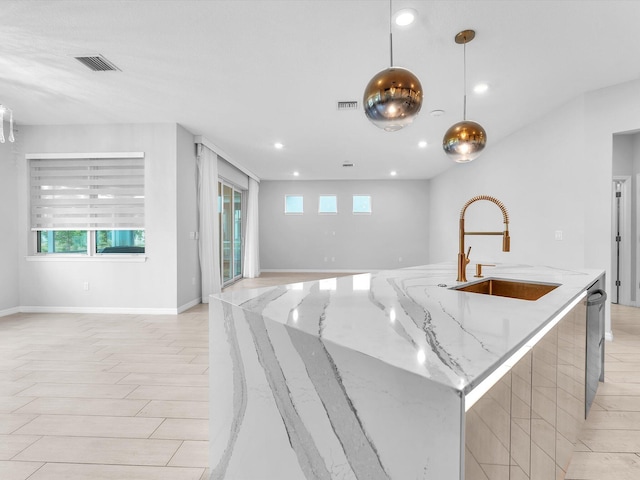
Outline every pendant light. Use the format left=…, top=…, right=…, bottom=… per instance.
left=0, top=104, right=15, bottom=143
left=363, top=0, right=423, bottom=132
left=442, top=30, right=486, bottom=163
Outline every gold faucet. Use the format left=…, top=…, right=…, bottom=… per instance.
left=457, top=195, right=510, bottom=282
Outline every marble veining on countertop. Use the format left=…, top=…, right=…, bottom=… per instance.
left=213, top=263, right=602, bottom=394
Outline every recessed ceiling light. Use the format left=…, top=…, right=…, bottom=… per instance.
left=418, top=140, right=428, bottom=148
left=473, top=83, right=489, bottom=94
left=390, top=171, right=397, bottom=176
left=293, top=171, right=299, bottom=177
left=394, top=9, right=417, bottom=26
left=274, top=142, right=284, bottom=149
left=430, top=109, right=445, bottom=117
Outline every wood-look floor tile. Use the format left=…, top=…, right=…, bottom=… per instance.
left=0, top=435, right=41, bottom=460
left=13, top=415, right=163, bottom=438
left=0, top=396, right=36, bottom=414
left=118, top=373, right=208, bottom=387
left=607, top=353, right=640, bottom=363
left=27, top=463, right=204, bottom=480
left=103, top=353, right=197, bottom=364
left=0, top=381, right=35, bottom=396
left=136, top=400, right=208, bottom=419
left=14, top=397, right=149, bottom=416
left=603, top=362, right=640, bottom=372
left=108, top=362, right=207, bottom=375
left=16, top=383, right=137, bottom=399
left=0, top=460, right=44, bottom=480
left=0, top=372, right=30, bottom=382
left=0, top=415, right=37, bottom=434
left=17, top=371, right=128, bottom=385
left=595, top=395, right=640, bottom=412
left=176, top=347, right=208, bottom=355
left=583, top=411, right=640, bottom=430
left=593, top=382, right=640, bottom=396
left=565, top=452, right=640, bottom=479
left=0, top=360, right=29, bottom=372
left=189, top=355, right=209, bottom=365
left=150, top=419, right=208, bottom=441
left=605, top=371, right=640, bottom=383
left=126, top=386, right=208, bottom=402
left=167, top=441, right=208, bottom=468
left=96, top=345, right=186, bottom=355
left=579, top=429, right=640, bottom=452
left=15, top=351, right=111, bottom=362
left=14, top=436, right=181, bottom=466
left=15, top=360, right=118, bottom=372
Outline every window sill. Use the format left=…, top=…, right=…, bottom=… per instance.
left=26, top=255, right=148, bottom=263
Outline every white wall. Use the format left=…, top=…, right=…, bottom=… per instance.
left=17, top=123, right=192, bottom=313
left=0, top=125, right=20, bottom=315
left=176, top=124, right=201, bottom=309
left=429, top=77, right=640, bottom=337
left=260, top=180, right=430, bottom=271
left=429, top=96, right=587, bottom=269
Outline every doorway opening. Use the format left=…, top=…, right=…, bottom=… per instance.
left=611, top=176, right=633, bottom=305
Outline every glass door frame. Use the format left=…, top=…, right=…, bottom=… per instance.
left=219, top=180, right=244, bottom=287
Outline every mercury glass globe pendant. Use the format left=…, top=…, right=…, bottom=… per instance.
left=363, top=0, right=423, bottom=132
left=443, top=30, right=487, bottom=163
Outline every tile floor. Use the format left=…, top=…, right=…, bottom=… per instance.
left=0, top=272, right=638, bottom=480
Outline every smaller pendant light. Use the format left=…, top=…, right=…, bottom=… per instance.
left=443, top=30, right=486, bottom=163
left=363, top=0, right=423, bottom=132
left=0, top=105, right=15, bottom=143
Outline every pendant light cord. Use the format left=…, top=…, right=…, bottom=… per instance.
left=389, top=0, right=393, bottom=67
left=463, top=37, right=467, bottom=121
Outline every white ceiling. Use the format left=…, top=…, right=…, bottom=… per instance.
left=2, top=0, right=640, bottom=180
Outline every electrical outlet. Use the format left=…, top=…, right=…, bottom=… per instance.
left=83, top=281, right=89, bottom=291
left=555, top=230, right=563, bottom=241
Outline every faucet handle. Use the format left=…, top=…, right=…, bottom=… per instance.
left=465, top=246, right=472, bottom=264
left=474, top=263, right=496, bottom=278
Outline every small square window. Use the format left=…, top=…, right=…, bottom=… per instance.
left=318, top=195, right=337, bottom=214
left=352, top=195, right=372, bottom=214
left=285, top=195, right=304, bottom=214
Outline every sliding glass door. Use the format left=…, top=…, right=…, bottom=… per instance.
left=219, top=181, right=243, bottom=285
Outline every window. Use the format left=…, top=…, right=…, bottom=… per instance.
left=318, top=195, right=337, bottom=214
left=96, top=230, right=145, bottom=253
left=285, top=194, right=304, bottom=214
left=352, top=195, right=372, bottom=214
left=29, top=152, right=145, bottom=255
left=37, top=231, right=87, bottom=254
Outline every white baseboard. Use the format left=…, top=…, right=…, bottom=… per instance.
left=0, top=306, right=20, bottom=318
left=177, top=297, right=202, bottom=313
left=260, top=268, right=370, bottom=273
left=20, top=305, right=183, bottom=315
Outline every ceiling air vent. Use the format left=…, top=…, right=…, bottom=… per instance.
left=74, top=55, right=121, bottom=72
left=342, top=162, right=355, bottom=167
left=337, top=101, right=358, bottom=111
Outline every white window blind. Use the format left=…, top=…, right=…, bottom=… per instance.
left=28, top=152, right=145, bottom=231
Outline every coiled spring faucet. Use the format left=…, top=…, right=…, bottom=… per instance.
left=457, top=195, right=510, bottom=282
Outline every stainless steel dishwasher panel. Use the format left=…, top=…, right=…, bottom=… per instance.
left=586, top=276, right=606, bottom=418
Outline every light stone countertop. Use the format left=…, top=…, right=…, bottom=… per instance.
left=213, top=263, right=603, bottom=395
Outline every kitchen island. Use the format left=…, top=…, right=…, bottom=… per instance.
left=208, top=264, right=604, bottom=480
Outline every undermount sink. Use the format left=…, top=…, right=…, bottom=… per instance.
left=452, top=278, right=560, bottom=301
